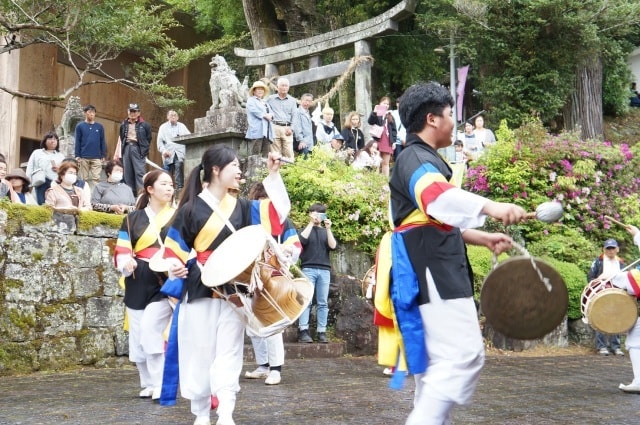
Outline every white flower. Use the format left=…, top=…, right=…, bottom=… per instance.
left=549, top=172, right=557, bottom=182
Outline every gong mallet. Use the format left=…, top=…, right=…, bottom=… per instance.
left=604, top=215, right=628, bottom=229
left=526, top=201, right=564, bottom=223
left=278, top=157, right=325, bottom=174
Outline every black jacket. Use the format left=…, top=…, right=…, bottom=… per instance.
left=119, top=118, right=152, bottom=158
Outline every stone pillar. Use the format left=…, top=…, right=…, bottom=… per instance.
left=354, top=40, right=372, bottom=138
left=265, top=64, right=278, bottom=84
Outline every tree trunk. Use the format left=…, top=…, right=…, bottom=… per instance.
left=242, top=0, right=318, bottom=49
left=242, top=0, right=282, bottom=49
left=563, top=56, right=603, bottom=141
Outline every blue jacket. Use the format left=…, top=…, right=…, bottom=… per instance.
left=245, top=96, right=274, bottom=140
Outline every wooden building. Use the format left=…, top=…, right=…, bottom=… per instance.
left=0, top=28, right=211, bottom=171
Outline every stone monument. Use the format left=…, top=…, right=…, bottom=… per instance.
left=57, top=96, right=84, bottom=159
left=175, top=55, right=252, bottom=179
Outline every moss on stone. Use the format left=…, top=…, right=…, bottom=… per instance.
left=0, top=202, right=52, bottom=225
left=65, top=240, right=79, bottom=254
left=8, top=308, right=35, bottom=332
left=3, top=278, right=23, bottom=291
left=31, top=252, right=44, bottom=262
left=0, top=342, right=37, bottom=375
left=77, top=211, right=123, bottom=231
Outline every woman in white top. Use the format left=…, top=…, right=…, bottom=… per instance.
left=315, top=104, right=342, bottom=146
left=473, top=116, right=496, bottom=148
left=26, top=132, right=65, bottom=205
left=352, top=140, right=382, bottom=171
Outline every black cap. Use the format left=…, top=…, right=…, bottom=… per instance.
left=128, top=103, right=140, bottom=111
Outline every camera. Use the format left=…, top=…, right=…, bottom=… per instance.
left=318, top=213, right=328, bottom=221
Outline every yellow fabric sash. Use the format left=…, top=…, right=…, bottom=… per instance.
left=133, top=206, right=176, bottom=252
left=193, top=193, right=237, bottom=254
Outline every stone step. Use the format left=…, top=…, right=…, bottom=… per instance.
left=243, top=341, right=345, bottom=362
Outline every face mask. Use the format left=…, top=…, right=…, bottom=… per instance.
left=110, top=172, right=123, bottom=182
left=63, top=174, right=77, bottom=185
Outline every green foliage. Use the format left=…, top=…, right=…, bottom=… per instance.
left=538, top=257, right=587, bottom=320
left=467, top=245, right=507, bottom=299
left=279, top=149, right=389, bottom=255
left=167, top=0, right=248, bottom=35
left=526, top=227, right=595, bottom=273
left=414, top=0, right=640, bottom=128
left=465, top=119, right=640, bottom=256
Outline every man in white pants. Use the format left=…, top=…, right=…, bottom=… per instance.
left=610, top=225, right=640, bottom=393
left=388, top=82, right=526, bottom=424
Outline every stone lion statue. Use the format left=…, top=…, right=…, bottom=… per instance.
left=57, top=96, right=84, bottom=158
left=209, top=55, right=249, bottom=110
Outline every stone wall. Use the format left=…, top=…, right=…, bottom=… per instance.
left=0, top=207, right=379, bottom=375
left=0, top=209, right=129, bottom=375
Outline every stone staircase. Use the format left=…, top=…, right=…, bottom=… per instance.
left=243, top=326, right=345, bottom=362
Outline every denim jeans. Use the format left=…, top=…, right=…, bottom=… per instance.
left=596, top=331, right=620, bottom=351
left=34, top=178, right=52, bottom=205
left=299, top=268, right=330, bottom=333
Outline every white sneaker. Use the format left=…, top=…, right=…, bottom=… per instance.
left=193, top=417, right=211, bottom=425
left=615, top=348, right=625, bottom=356
left=215, top=417, right=235, bottom=425
left=244, top=366, right=269, bottom=379
left=139, top=387, right=154, bottom=398
left=619, top=383, right=640, bottom=393
left=152, top=387, right=161, bottom=400
left=265, top=370, right=281, bottom=385
left=383, top=367, right=394, bottom=376
left=598, top=348, right=610, bottom=356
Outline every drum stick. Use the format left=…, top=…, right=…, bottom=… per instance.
left=598, top=256, right=640, bottom=286
left=278, top=157, right=325, bottom=174
left=604, top=215, right=628, bottom=228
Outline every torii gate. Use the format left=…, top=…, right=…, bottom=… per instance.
left=234, top=0, right=417, bottom=124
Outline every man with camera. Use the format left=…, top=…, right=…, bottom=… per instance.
left=297, top=203, right=337, bottom=343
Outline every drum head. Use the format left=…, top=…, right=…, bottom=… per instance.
left=201, top=225, right=268, bottom=287
left=588, top=289, right=637, bottom=334
left=480, top=256, right=568, bottom=340
left=361, top=266, right=376, bottom=298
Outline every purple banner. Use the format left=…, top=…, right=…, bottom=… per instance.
left=456, top=65, right=470, bottom=121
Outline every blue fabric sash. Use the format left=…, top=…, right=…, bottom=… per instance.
left=160, top=301, right=180, bottom=406
left=160, top=277, right=184, bottom=299
left=390, top=231, right=428, bottom=376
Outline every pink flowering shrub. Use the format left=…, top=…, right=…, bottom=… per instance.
left=464, top=118, right=640, bottom=265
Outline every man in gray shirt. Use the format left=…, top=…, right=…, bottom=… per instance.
left=267, top=77, right=298, bottom=161
left=293, top=93, right=314, bottom=158
left=157, top=110, right=190, bottom=199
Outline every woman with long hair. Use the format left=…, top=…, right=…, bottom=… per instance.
left=114, top=169, right=176, bottom=400
left=162, top=146, right=290, bottom=425
left=340, top=111, right=365, bottom=153
left=367, top=96, right=397, bottom=176
left=351, top=139, right=382, bottom=171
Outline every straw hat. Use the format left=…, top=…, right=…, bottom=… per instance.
left=249, top=81, right=269, bottom=97
left=6, top=168, right=30, bottom=185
